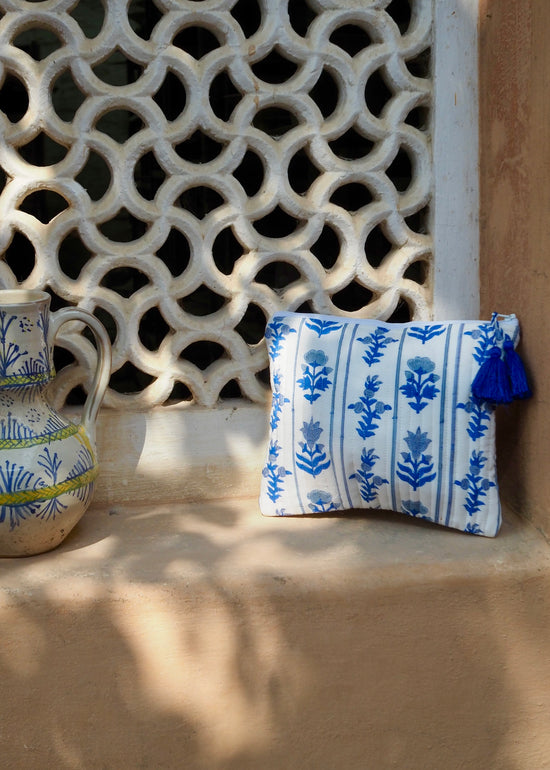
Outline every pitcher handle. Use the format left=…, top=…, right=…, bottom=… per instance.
left=49, top=308, right=111, bottom=440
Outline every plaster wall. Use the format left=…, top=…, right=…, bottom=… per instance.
left=479, top=0, right=550, bottom=538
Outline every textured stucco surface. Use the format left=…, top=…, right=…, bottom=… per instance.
left=1, top=501, right=550, bottom=769
left=479, top=0, right=550, bottom=538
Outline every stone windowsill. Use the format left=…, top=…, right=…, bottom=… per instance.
left=2, top=502, right=550, bottom=769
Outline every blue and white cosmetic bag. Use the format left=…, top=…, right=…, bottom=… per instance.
left=259, top=312, right=530, bottom=536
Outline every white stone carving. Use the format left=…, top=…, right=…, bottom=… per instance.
left=0, top=0, right=433, bottom=409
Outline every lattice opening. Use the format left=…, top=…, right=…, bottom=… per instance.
left=230, top=0, right=261, bottom=37
left=255, top=263, right=302, bottom=290
left=329, top=183, right=374, bottom=212
left=233, top=150, right=264, bottom=196
left=76, top=152, right=111, bottom=201
left=212, top=228, right=244, bottom=275
left=134, top=151, right=166, bottom=201
left=51, top=69, right=86, bottom=121
left=18, top=191, right=68, bottom=223
left=128, top=0, right=162, bottom=40
left=4, top=232, right=35, bottom=282
left=365, top=224, right=393, bottom=267
left=58, top=231, right=93, bottom=280
left=288, top=149, right=321, bottom=195
left=178, top=187, right=225, bottom=219
left=18, top=134, right=68, bottom=166
left=0, top=0, right=433, bottom=409
left=175, top=132, right=224, bottom=163
left=251, top=50, right=299, bottom=84
left=235, top=304, right=267, bottom=344
left=70, top=1, right=105, bottom=38
left=329, top=128, right=375, bottom=160
left=95, top=110, right=144, bottom=142
left=13, top=27, right=63, bottom=60
left=311, top=226, right=340, bottom=270
left=178, top=286, right=227, bottom=317
left=365, top=70, right=393, bottom=118
left=180, top=341, right=226, bottom=370
left=110, top=362, right=155, bottom=394
left=386, top=147, right=414, bottom=193
left=253, top=207, right=303, bottom=238
left=173, top=27, right=221, bottom=59
left=97, top=210, right=149, bottom=243
left=157, top=229, right=191, bottom=277
left=252, top=108, right=300, bottom=138
left=100, top=268, right=150, bottom=298
left=139, top=307, right=170, bottom=351
left=386, top=0, right=412, bottom=34
left=0, top=73, right=28, bottom=121
left=309, top=69, right=339, bottom=118
left=329, top=24, right=373, bottom=56
left=92, top=51, right=144, bottom=86
left=209, top=71, right=242, bottom=120
left=153, top=72, right=187, bottom=120
left=288, top=0, right=317, bottom=37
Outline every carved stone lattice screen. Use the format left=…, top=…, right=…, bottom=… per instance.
left=0, top=0, right=432, bottom=410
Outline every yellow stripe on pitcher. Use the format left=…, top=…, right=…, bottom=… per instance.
left=0, top=423, right=79, bottom=450
left=0, top=466, right=99, bottom=507
left=0, top=371, right=51, bottom=388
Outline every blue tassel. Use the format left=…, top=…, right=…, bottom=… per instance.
left=503, top=337, right=532, bottom=400
left=471, top=346, right=513, bottom=404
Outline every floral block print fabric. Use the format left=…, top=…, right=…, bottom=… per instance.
left=259, top=312, right=522, bottom=537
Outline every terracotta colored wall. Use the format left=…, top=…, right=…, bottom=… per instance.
left=479, top=0, right=550, bottom=538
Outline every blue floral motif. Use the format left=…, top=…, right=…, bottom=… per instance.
left=0, top=311, right=28, bottom=377
left=297, top=349, right=333, bottom=403
left=465, top=522, right=484, bottom=535
left=407, top=325, right=445, bottom=344
left=399, top=356, right=440, bottom=413
left=356, top=326, right=398, bottom=367
left=296, top=418, right=331, bottom=477
left=269, top=370, right=289, bottom=430
left=0, top=460, right=39, bottom=530
left=396, top=427, right=436, bottom=490
left=262, top=441, right=291, bottom=503
left=0, top=412, right=36, bottom=440
left=9, top=355, right=51, bottom=402
left=454, top=450, right=495, bottom=517
left=305, top=318, right=343, bottom=337
left=0, top=441, right=97, bottom=530
left=456, top=398, right=493, bottom=441
left=18, top=350, right=49, bottom=377
left=36, top=448, right=67, bottom=519
left=265, top=319, right=296, bottom=360
left=307, top=489, right=339, bottom=513
left=66, top=445, right=95, bottom=506
left=465, top=320, right=502, bottom=365
left=37, top=308, right=49, bottom=342
left=348, top=375, right=391, bottom=438
left=401, top=499, right=431, bottom=520
left=349, top=448, right=388, bottom=503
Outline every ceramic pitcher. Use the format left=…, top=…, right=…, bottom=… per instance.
left=0, top=289, right=111, bottom=556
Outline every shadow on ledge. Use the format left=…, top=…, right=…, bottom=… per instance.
left=0, top=501, right=549, bottom=769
